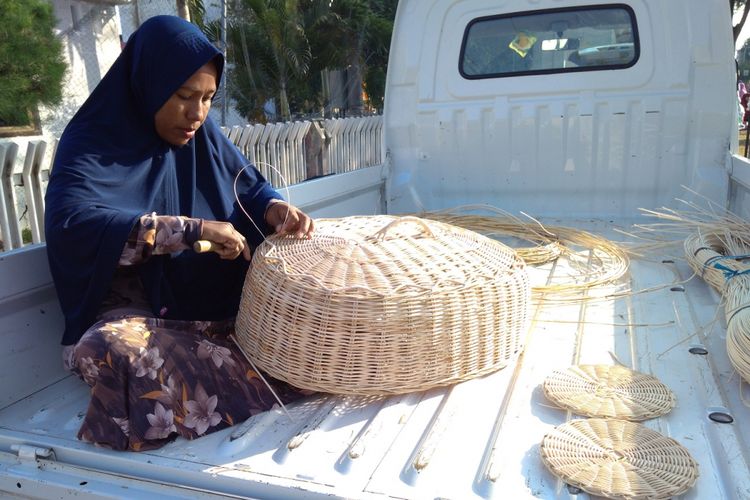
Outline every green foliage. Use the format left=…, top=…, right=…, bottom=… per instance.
left=739, top=38, right=750, bottom=80
left=188, top=0, right=222, bottom=42
left=228, top=0, right=317, bottom=122
left=0, top=0, right=66, bottom=127
left=361, top=2, right=397, bottom=110
left=306, top=0, right=396, bottom=111
left=228, top=0, right=396, bottom=121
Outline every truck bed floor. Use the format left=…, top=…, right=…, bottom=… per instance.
left=1, top=220, right=748, bottom=499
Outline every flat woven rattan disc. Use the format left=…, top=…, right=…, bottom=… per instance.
left=543, top=365, right=676, bottom=421
left=541, top=419, right=699, bottom=499
left=235, top=215, right=530, bottom=395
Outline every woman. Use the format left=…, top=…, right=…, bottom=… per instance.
left=739, top=81, right=749, bottom=129
left=44, top=16, right=313, bottom=451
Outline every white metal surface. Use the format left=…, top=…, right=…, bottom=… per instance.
left=384, top=0, right=736, bottom=217
left=0, top=245, right=68, bottom=409
left=1, top=221, right=749, bottom=498
left=284, top=166, right=386, bottom=218
left=2, top=0, right=748, bottom=497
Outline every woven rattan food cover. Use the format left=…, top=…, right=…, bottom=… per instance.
left=235, top=215, right=531, bottom=395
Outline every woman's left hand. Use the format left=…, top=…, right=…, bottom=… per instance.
left=265, top=201, right=315, bottom=238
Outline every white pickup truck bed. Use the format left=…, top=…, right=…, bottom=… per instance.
left=3, top=0, right=749, bottom=496
left=2, top=213, right=748, bottom=499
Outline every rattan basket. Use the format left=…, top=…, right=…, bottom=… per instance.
left=540, top=419, right=699, bottom=499
left=235, top=215, right=530, bottom=395
left=542, top=365, right=676, bottom=421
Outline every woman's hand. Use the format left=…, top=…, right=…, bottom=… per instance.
left=265, top=201, right=315, bottom=238
left=200, top=220, right=252, bottom=261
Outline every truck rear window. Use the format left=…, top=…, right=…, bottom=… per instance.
left=460, top=4, right=639, bottom=79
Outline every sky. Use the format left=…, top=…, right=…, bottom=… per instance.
left=736, top=9, right=750, bottom=51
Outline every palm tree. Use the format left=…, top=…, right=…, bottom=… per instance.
left=228, top=0, right=395, bottom=120
left=229, top=0, right=318, bottom=122
left=307, top=0, right=369, bottom=115
left=305, top=0, right=396, bottom=114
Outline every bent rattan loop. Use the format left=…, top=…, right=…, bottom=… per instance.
left=540, top=419, right=699, bottom=499
left=542, top=365, right=675, bottom=421
left=372, top=216, right=435, bottom=240
left=235, top=215, right=531, bottom=395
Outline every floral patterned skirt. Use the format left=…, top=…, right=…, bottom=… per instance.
left=71, top=315, right=308, bottom=451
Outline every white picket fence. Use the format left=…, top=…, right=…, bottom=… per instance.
left=221, top=115, right=382, bottom=186
left=322, top=117, right=384, bottom=176
left=0, top=116, right=382, bottom=252
left=0, top=140, right=52, bottom=250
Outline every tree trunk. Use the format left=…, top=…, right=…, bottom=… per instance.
left=345, top=62, right=363, bottom=116
left=345, top=23, right=368, bottom=116
left=176, top=0, right=190, bottom=21
left=735, top=1, right=750, bottom=41
left=279, top=82, right=291, bottom=122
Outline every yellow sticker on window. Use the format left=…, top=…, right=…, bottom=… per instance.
left=509, top=32, right=537, bottom=58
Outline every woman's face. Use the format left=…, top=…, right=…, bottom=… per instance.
left=154, top=61, right=217, bottom=146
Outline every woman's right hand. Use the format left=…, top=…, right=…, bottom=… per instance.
left=199, top=220, right=252, bottom=261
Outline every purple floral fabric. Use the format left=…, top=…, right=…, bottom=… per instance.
left=71, top=315, right=306, bottom=451
left=68, top=213, right=308, bottom=451
left=119, top=213, right=197, bottom=265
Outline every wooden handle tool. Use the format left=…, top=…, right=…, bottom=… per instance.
left=193, top=240, right=218, bottom=253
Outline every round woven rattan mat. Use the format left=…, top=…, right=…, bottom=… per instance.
left=540, top=419, right=699, bottom=499
left=543, top=365, right=675, bottom=421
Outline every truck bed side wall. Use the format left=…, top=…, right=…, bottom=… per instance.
left=384, top=0, right=737, bottom=217
left=0, top=245, right=67, bottom=409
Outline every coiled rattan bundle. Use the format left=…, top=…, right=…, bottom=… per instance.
left=417, top=205, right=630, bottom=301
left=633, top=199, right=750, bottom=385
left=235, top=215, right=530, bottom=395
left=684, top=230, right=750, bottom=384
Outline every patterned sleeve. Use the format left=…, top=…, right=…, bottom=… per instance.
left=119, top=213, right=203, bottom=266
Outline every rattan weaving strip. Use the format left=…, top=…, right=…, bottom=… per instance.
left=543, top=365, right=675, bottom=421
left=235, top=215, right=531, bottom=395
left=540, top=419, right=699, bottom=499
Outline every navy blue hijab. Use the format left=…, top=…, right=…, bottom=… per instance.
left=45, top=16, right=280, bottom=345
